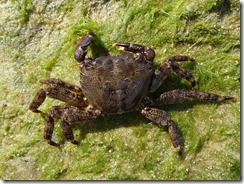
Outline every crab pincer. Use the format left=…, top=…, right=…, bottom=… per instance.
left=74, top=34, right=93, bottom=62
left=113, top=42, right=155, bottom=62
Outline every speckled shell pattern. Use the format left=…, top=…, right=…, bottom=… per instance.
left=80, top=53, right=152, bottom=114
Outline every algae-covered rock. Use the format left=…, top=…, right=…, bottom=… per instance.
left=0, top=0, right=240, bottom=180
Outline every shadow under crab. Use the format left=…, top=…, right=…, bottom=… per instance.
left=29, top=33, right=234, bottom=158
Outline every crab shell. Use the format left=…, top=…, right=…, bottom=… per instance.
left=80, top=53, right=152, bottom=114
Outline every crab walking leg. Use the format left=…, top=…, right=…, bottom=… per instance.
left=39, top=78, right=83, bottom=93
left=29, top=85, right=87, bottom=113
left=113, top=43, right=155, bottom=63
left=150, top=55, right=196, bottom=93
left=44, top=106, right=101, bottom=146
left=141, top=107, right=183, bottom=157
left=44, top=106, right=78, bottom=146
left=156, top=89, right=235, bottom=105
left=44, top=112, right=58, bottom=146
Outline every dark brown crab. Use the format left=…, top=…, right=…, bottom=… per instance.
left=29, top=33, right=234, bottom=157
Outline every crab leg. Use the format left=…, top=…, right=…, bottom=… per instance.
left=44, top=106, right=101, bottom=146
left=155, top=89, right=235, bottom=105
left=39, top=78, right=83, bottom=93
left=141, top=107, right=183, bottom=158
left=113, top=43, right=155, bottom=63
left=29, top=85, right=87, bottom=113
left=150, top=55, right=196, bottom=92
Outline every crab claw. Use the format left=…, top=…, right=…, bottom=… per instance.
left=113, top=43, right=131, bottom=51
left=74, top=34, right=93, bottom=62
left=113, top=43, right=155, bottom=63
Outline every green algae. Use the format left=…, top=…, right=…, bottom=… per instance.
left=0, top=0, right=240, bottom=180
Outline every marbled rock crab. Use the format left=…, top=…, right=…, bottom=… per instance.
left=29, top=33, right=234, bottom=157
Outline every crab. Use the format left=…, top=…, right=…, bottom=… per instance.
left=29, top=33, right=234, bottom=157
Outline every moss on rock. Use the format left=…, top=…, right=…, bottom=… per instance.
left=0, top=0, right=240, bottom=180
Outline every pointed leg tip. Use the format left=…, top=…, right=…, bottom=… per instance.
left=71, top=140, right=80, bottom=145
left=29, top=109, right=43, bottom=114
left=47, top=140, right=60, bottom=147
left=174, top=145, right=184, bottom=159
left=178, top=150, right=183, bottom=159
left=219, top=96, right=236, bottom=102
left=191, top=81, right=196, bottom=87
left=226, top=96, right=236, bottom=101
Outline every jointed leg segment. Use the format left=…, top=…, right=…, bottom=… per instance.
left=140, top=89, right=234, bottom=157
left=155, top=89, right=235, bottom=105
left=150, top=55, right=196, bottom=93
left=141, top=107, right=182, bottom=157
left=29, top=79, right=87, bottom=113
left=29, top=85, right=87, bottom=113
left=44, top=106, right=101, bottom=146
left=40, top=78, right=83, bottom=93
